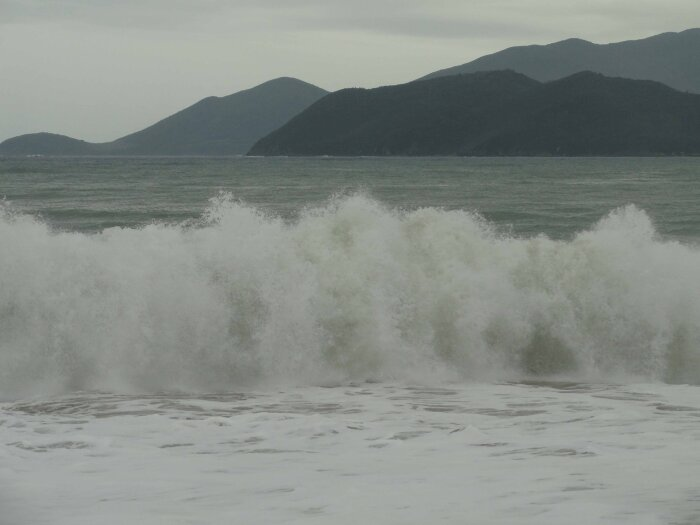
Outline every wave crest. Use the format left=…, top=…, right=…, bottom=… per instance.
left=1, top=195, right=699, bottom=398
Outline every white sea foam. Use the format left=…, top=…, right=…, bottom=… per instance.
left=1, top=194, right=699, bottom=398
left=3, top=383, right=700, bottom=524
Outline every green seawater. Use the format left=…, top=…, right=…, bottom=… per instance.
left=1, top=156, right=699, bottom=240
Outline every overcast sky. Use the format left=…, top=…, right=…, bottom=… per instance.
left=1, top=0, right=699, bottom=142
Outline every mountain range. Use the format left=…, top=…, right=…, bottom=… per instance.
left=249, top=71, right=700, bottom=156
left=2, top=28, right=700, bottom=157
left=0, top=78, right=327, bottom=156
left=420, top=28, right=700, bottom=94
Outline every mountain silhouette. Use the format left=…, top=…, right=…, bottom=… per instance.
left=420, top=29, right=700, bottom=94
left=0, top=78, right=327, bottom=156
left=249, top=70, right=700, bottom=156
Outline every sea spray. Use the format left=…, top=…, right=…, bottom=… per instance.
left=1, top=194, right=699, bottom=398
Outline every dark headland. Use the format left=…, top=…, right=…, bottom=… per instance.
left=248, top=71, right=700, bottom=157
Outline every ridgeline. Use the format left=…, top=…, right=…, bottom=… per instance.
left=4, top=29, right=700, bottom=158
left=0, top=78, right=327, bottom=156
left=248, top=71, right=700, bottom=157
left=420, top=29, right=700, bottom=94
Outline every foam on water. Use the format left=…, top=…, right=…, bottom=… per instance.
left=1, top=194, right=699, bottom=398
left=4, top=383, right=700, bottom=524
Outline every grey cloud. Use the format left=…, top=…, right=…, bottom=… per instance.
left=0, top=0, right=235, bottom=28
left=297, top=13, right=543, bottom=41
left=2, top=0, right=697, bottom=41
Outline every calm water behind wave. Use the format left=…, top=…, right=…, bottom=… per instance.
left=1, top=156, right=699, bottom=240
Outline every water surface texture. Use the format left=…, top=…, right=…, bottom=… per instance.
left=1, top=157, right=699, bottom=524
left=2, top=156, right=699, bottom=239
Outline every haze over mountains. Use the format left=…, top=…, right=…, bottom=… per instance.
left=0, top=78, right=327, bottom=156
left=421, top=29, right=700, bottom=94
left=249, top=71, right=700, bottom=156
left=2, top=29, right=700, bottom=157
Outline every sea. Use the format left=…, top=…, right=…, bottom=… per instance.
left=1, top=156, right=700, bottom=524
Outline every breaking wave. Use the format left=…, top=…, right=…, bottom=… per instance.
left=1, top=194, right=699, bottom=398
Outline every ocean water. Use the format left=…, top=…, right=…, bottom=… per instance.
left=1, top=156, right=700, bottom=524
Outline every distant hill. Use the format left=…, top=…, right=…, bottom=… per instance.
left=0, top=78, right=328, bottom=156
left=0, top=133, right=98, bottom=156
left=248, top=70, right=700, bottom=156
left=108, top=77, right=328, bottom=155
left=420, top=29, right=700, bottom=94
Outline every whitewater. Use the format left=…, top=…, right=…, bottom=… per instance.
left=2, top=157, right=700, bottom=524
left=1, top=194, right=699, bottom=397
